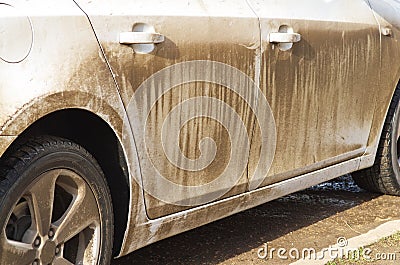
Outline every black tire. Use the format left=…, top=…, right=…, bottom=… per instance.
left=352, top=86, right=400, bottom=195
left=0, top=136, right=113, bottom=265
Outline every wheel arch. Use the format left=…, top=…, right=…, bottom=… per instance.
left=1, top=106, right=131, bottom=256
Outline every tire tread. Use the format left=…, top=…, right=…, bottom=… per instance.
left=353, top=86, right=400, bottom=195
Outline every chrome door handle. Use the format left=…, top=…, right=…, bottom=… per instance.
left=119, top=32, right=165, bottom=44
left=269, top=32, right=301, bottom=43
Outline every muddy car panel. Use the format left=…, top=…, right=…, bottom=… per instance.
left=0, top=0, right=127, bottom=139
left=245, top=0, right=383, bottom=188
left=74, top=0, right=262, bottom=219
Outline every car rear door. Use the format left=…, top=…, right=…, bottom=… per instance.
left=74, top=0, right=262, bottom=218
left=246, top=0, right=382, bottom=189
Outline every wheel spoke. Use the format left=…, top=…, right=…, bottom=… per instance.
left=53, top=257, right=74, bottom=265
left=28, top=170, right=60, bottom=237
left=0, top=236, right=36, bottom=265
left=54, top=181, right=99, bottom=243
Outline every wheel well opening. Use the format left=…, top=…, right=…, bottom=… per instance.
left=9, top=108, right=130, bottom=256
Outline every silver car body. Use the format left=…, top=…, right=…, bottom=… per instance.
left=0, top=0, right=400, bottom=257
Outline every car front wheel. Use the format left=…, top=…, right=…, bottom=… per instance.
left=0, top=136, right=113, bottom=265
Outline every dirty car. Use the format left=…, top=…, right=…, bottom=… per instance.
left=1, top=0, right=400, bottom=264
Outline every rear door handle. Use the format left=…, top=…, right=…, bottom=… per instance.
left=119, top=32, right=165, bottom=44
left=269, top=32, right=301, bottom=43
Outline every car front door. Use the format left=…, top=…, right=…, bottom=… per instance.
left=75, top=0, right=262, bottom=218
left=246, top=0, right=382, bottom=189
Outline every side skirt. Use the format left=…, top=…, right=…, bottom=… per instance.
left=118, top=156, right=363, bottom=257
